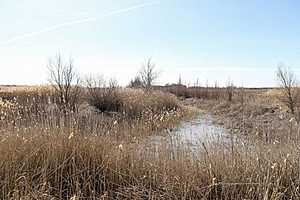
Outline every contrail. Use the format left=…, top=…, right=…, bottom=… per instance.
left=1, top=1, right=159, bottom=45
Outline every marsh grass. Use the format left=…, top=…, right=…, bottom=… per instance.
left=1, top=127, right=300, bottom=199
left=0, top=87, right=300, bottom=199
left=87, top=88, right=181, bottom=119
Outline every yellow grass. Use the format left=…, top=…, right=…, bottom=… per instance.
left=0, top=87, right=299, bottom=199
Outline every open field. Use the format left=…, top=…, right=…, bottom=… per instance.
left=0, top=85, right=300, bottom=199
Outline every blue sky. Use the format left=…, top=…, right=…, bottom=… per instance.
left=0, top=0, right=300, bottom=87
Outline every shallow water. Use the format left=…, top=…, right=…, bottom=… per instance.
left=170, top=114, right=228, bottom=146
left=142, top=114, right=230, bottom=153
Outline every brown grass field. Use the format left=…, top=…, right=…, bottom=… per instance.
left=0, top=85, right=300, bottom=199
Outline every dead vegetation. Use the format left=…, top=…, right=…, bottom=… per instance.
left=160, top=84, right=237, bottom=101
left=139, top=58, right=159, bottom=91
left=276, top=65, right=300, bottom=122
left=1, top=126, right=300, bottom=199
left=1, top=59, right=300, bottom=199
left=0, top=87, right=300, bottom=199
left=47, top=54, right=82, bottom=113
left=0, top=83, right=300, bottom=199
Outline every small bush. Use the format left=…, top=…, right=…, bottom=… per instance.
left=88, top=87, right=123, bottom=113
left=128, top=76, right=143, bottom=88
left=121, top=89, right=180, bottom=118
left=87, top=85, right=181, bottom=119
left=86, top=77, right=123, bottom=113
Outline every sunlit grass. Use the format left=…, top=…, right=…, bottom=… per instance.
left=0, top=87, right=299, bottom=199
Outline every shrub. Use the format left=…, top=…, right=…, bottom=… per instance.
left=128, top=76, right=143, bottom=88
left=86, top=80, right=181, bottom=119
left=86, top=77, right=122, bottom=113
left=121, top=89, right=180, bottom=118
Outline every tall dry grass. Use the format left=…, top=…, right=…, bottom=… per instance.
left=0, top=87, right=300, bottom=199
left=160, top=86, right=230, bottom=100
left=0, top=126, right=299, bottom=199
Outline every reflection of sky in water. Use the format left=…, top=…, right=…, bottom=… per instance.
left=140, top=114, right=231, bottom=156
left=170, top=114, right=227, bottom=146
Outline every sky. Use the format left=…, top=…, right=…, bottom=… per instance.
left=0, top=0, right=300, bottom=87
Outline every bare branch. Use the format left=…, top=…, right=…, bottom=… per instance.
left=47, top=53, right=81, bottom=112
left=139, top=58, right=159, bottom=91
left=276, top=65, right=299, bottom=121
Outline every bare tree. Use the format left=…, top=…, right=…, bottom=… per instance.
left=139, top=58, right=159, bottom=91
left=276, top=65, right=299, bottom=117
left=47, top=54, right=81, bottom=112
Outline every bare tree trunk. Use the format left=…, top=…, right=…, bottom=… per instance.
left=139, top=58, right=159, bottom=92
left=276, top=65, right=299, bottom=122
left=47, top=53, right=81, bottom=113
